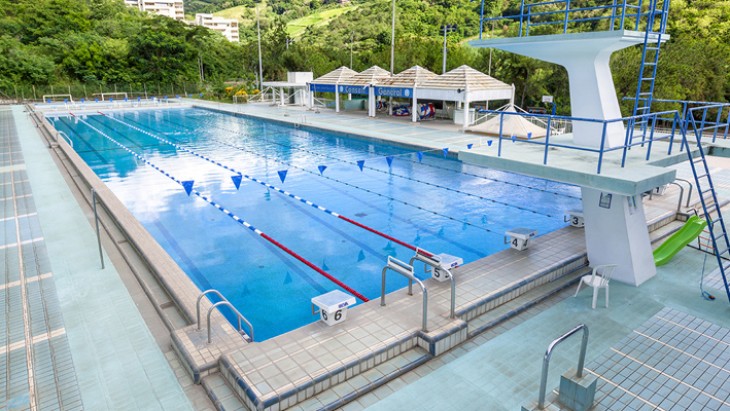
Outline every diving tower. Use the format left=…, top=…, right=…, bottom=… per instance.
left=469, top=0, right=671, bottom=286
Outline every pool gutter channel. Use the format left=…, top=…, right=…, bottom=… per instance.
left=30, top=103, right=690, bottom=411
left=28, top=106, right=247, bottom=385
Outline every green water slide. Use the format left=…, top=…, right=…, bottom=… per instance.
left=653, top=215, right=708, bottom=266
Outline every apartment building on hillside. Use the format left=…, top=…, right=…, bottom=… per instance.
left=194, top=14, right=240, bottom=42
left=125, top=0, right=185, bottom=21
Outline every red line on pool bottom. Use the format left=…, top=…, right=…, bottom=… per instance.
left=259, top=232, right=370, bottom=303
left=338, top=216, right=434, bottom=258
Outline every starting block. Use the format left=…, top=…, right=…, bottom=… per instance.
left=311, top=290, right=356, bottom=326
left=505, top=228, right=537, bottom=251
left=431, top=253, right=463, bottom=282
left=564, top=210, right=585, bottom=228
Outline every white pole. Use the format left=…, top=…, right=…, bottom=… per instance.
left=335, top=86, right=340, bottom=113
left=257, top=7, right=264, bottom=91
left=411, top=88, right=418, bottom=123
left=390, top=0, right=396, bottom=75
left=442, top=27, right=448, bottom=74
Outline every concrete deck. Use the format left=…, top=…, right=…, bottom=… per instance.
left=8, top=99, right=730, bottom=411
left=2, top=106, right=195, bottom=410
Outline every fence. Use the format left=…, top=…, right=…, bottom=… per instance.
left=1, top=82, right=204, bottom=103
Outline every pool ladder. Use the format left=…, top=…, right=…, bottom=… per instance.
left=197, top=289, right=254, bottom=343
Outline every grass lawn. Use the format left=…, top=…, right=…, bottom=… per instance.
left=287, top=6, right=356, bottom=38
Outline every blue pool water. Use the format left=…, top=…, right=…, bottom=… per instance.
left=50, top=107, right=581, bottom=340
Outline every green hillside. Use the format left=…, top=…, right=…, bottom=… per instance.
left=286, top=5, right=357, bottom=38
left=0, top=0, right=728, bottom=110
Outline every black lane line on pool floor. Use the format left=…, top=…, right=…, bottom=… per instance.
left=99, top=111, right=438, bottom=259
left=148, top=110, right=565, bottom=217
left=175, top=108, right=580, bottom=200
left=125, top=111, right=531, bottom=235
left=70, top=113, right=369, bottom=303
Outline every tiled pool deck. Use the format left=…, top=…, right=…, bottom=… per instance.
left=2, top=106, right=194, bottom=410
left=5, top=100, right=730, bottom=410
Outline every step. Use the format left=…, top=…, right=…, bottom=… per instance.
left=201, top=373, right=249, bottom=411
left=455, top=254, right=587, bottom=323
left=466, top=266, right=587, bottom=339
left=291, top=347, right=432, bottom=411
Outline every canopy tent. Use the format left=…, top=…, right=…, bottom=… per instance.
left=418, top=65, right=514, bottom=126
left=374, top=66, right=439, bottom=122
left=308, top=66, right=358, bottom=112
left=466, top=104, right=549, bottom=139
left=343, top=66, right=392, bottom=117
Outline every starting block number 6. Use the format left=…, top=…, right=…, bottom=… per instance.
left=322, top=310, right=343, bottom=321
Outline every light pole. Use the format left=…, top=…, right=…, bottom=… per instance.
left=441, top=24, right=457, bottom=74
left=256, top=6, right=263, bottom=91
left=350, top=31, right=354, bottom=69
left=390, top=0, right=396, bottom=75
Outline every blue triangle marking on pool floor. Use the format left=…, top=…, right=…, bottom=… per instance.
left=231, top=175, right=243, bottom=190
left=181, top=180, right=194, bottom=196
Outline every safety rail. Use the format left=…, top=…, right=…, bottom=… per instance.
left=479, top=0, right=667, bottom=39
left=673, top=178, right=694, bottom=210
left=57, top=131, right=73, bottom=148
left=381, top=256, right=429, bottom=332
left=665, top=182, right=685, bottom=215
left=486, top=109, right=681, bottom=174
left=473, top=104, right=569, bottom=136
left=537, top=324, right=589, bottom=409
left=196, top=289, right=254, bottom=343
left=246, top=86, right=275, bottom=103
left=409, top=249, right=456, bottom=319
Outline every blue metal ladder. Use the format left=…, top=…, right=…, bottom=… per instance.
left=683, top=119, right=730, bottom=304
left=631, top=0, right=671, bottom=127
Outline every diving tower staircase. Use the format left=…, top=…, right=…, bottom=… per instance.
left=683, top=106, right=730, bottom=304
left=471, top=1, right=730, bottom=303
left=632, top=0, right=670, bottom=133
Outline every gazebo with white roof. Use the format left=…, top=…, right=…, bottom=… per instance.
left=308, top=66, right=358, bottom=112
left=341, top=66, right=392, bottom=117
left=374, top=66, right=439, bottom=122
left=417, top=65, right=514, bottom=126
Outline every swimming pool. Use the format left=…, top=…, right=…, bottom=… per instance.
left=50, top=107, right=581, bottom=340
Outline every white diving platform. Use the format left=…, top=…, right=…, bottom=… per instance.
left=471, top=30, right=667, bottom=149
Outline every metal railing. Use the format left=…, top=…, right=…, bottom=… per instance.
left=57, top=131, right=73, bottom=148
left=381, top=256, right=429, bottom=332
left=91, top=188, right=105, bottom=269
left=479, top=0, right=667, bottom=39
left=486, top=109, right=681, bottom=173
left=196, top=289, right=254, bottom=343
left=674, top=178, right=694, bottom=210
left=409, top=249, right=456, bottom=319
left=537, top=324, right=589, bottom=409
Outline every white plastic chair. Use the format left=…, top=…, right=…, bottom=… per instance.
left=574, top=264, right=617, bottom=309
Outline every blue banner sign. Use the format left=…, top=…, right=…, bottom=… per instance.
left=310, top=84, right=336, bottom=93
left=337, top=85, right=368, bottom=95
left=375, top=87, right=413, bottom=98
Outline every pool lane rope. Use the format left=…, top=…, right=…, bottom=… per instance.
left=72, top=113, right=370, bottom=303
left=161, top=111, right=558, bottom=217
left=120, top=112, right=534, bottom=234
left=98, top=111, right=435, bottom=258
left=175, top=110, right=579, bottom=201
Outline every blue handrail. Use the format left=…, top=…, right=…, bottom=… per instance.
left=478, top=0, right=667, bottom=39
left=478, top=102, right=730, bottom=174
